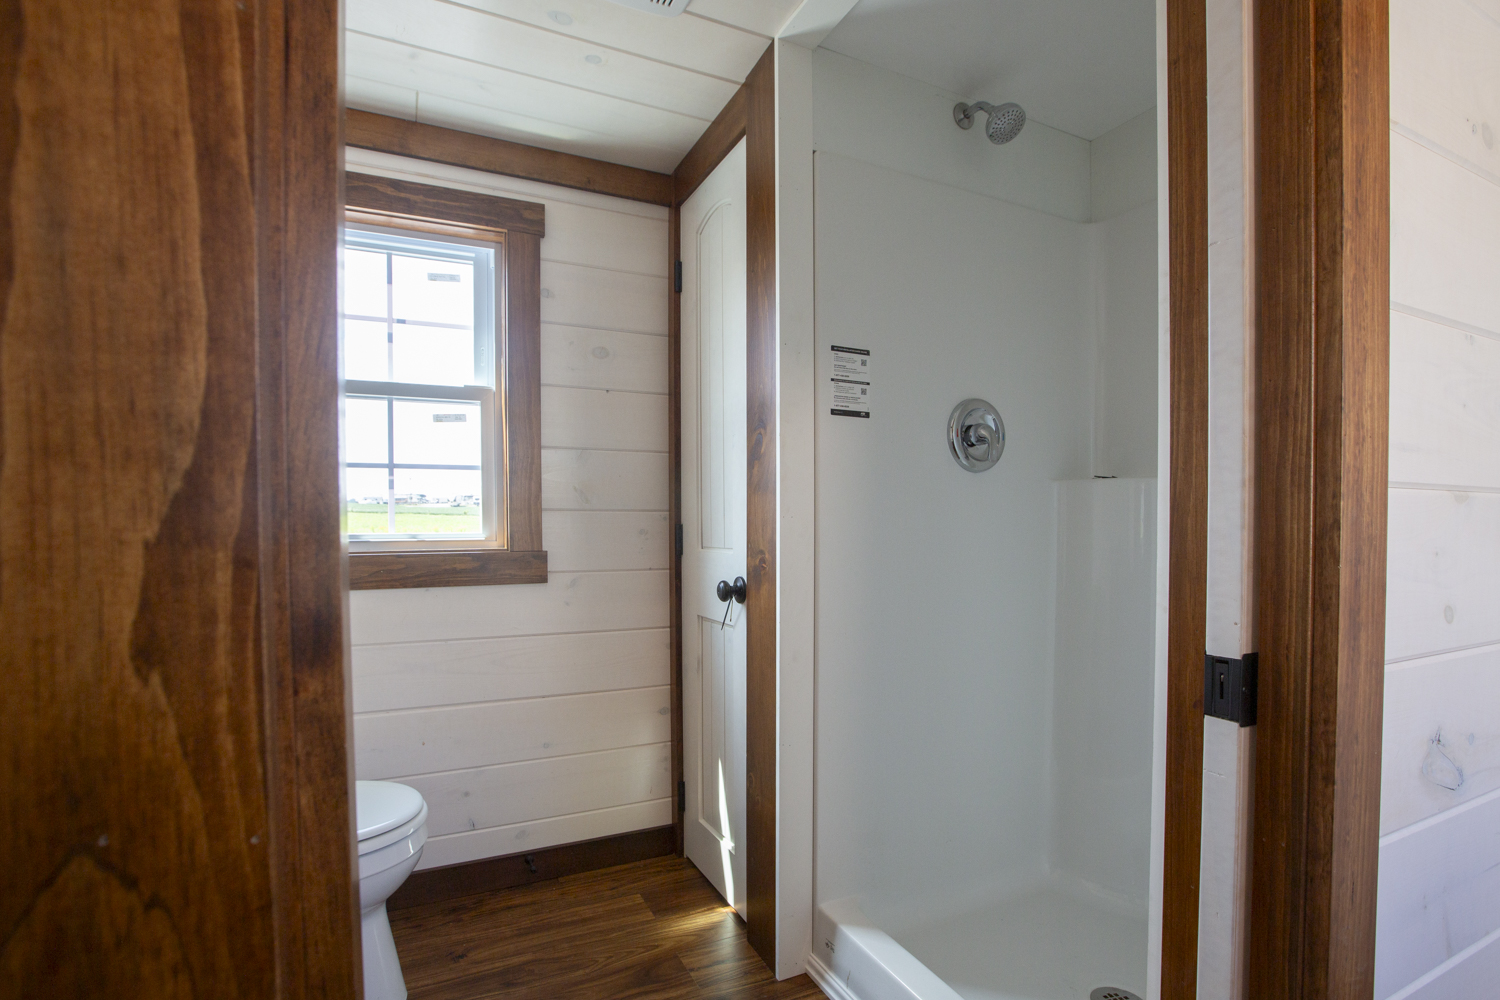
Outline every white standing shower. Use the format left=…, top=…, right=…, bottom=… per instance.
left=802, top=8, right=1161, bottom=995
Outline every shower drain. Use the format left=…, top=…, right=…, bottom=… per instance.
left=1089, top=989, right=1144, bottom=1000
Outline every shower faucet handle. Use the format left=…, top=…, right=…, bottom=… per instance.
left=949, top=398, right=1006, bottom=472
left=963, top=422, right=996, bottom=458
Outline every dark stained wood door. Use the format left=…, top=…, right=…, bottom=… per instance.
left=0, top=0, right=353, bottom=997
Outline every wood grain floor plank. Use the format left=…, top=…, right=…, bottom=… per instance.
left=389, top=856, right=827, bottom=1000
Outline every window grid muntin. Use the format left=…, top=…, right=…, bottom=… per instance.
left=342, top=224, right=501, bottom=545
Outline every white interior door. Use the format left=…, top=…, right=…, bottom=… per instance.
left=681, top=139, right=748, bottom=915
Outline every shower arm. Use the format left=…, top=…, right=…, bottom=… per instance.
left=953, top=101, right=996, bottom=129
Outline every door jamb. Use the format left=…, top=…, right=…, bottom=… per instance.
left=668, top=43, right=778, bottom=969
left=1162, top=0, right=1211, bottom=995
left=1246, top=1, right=1389, bottom=995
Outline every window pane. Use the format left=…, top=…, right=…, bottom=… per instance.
left=391, top=254, right=473, bottom=327
left=344, top=467, right=391, bottom=536
left=344, top=396, right=389, bottom=464
left=344, top=319, right=389, bottom=381
left=340, top=228, right=496, bottom=542
left=344, top=248, right=388, bottom=319
left=392, top=469, right=482, bottom=535
left=392, top=325, right=475, bottom=387
left=392, top=398, right=481, bottom=468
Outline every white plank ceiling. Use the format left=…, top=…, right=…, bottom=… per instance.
left=346, top=0, right=802, bottom=173
left=820, top=0, right=1157, bottom=141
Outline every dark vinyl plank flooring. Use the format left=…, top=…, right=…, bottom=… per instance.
left=390, top=855, right=829, bottom=1000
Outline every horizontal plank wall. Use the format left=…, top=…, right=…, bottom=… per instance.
left=1375, top=1, right=1500, bottom=997
left=345, top=147, right=674, bottom=870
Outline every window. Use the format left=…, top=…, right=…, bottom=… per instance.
left=344, top=227, right=496, bottom=543
left=342, top=172, right=546, bottom=589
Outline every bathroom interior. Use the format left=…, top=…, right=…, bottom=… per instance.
left=18, top=0, right=1499, bottom=992
left=339, top=0, right=1163, bottom=998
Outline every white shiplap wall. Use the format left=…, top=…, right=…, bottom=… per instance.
left=1375, top=1, right=1500, bottom=997
left=345, top=147, right=673, bottom=870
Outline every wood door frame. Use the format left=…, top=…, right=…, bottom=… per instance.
left=1162, top=0, right=1211, bottom=995
left=1247, top=0, right=1389, bottom=996
left=2, top=0, right=354, bottom=995
left=668, top=42, right=778, bottom=968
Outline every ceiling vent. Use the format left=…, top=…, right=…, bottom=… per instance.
left=602, top=0, right=690, bottom=16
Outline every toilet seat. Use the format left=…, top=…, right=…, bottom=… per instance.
left=357, top=780, right=425, bottom=841
left=356, top=780, right=429, bottom=879
left=358, top=803, right=429, bottom=860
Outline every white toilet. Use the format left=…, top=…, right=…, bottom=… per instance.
left=356, top=780, right=429, bottom=1000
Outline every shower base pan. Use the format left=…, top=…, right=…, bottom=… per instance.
left=808, top=878, right=1147, bottom=1000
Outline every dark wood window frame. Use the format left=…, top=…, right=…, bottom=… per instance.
left=343, top=172, right=547, bottom=589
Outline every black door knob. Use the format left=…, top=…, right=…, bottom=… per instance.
left=716, top=577, right=747, bottom=604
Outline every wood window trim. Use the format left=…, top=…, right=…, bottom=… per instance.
left=344, top=172, right=547, bottom=589
left=346, top=109, right=675, bottom=207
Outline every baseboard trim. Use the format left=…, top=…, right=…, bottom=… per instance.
left=388, top=825, right=676, bottom=911
left=804, top=954, right=852, bottom=1000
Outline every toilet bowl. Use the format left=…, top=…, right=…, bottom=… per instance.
left=356, top=780, right=429, bottom=1000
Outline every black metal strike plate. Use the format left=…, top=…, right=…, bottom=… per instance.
left=1204, top=651, right=1258, bottom=726
left=674, top=260, right=683, bottom=293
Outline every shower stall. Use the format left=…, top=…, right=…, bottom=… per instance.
left=802, top=8, right=1162, bottom=998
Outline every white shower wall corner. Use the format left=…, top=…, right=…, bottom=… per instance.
left=808, top=46, right=1160, bottom=1000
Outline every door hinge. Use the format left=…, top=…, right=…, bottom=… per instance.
left=674, top=260, right=682, bottom=293
left=1204, top=652, right=1258, bottom=726
left=675, top=523, right=683, bottom=558
left=678, top=780, right=686, bottom=813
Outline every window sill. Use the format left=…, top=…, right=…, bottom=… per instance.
left=349, top=549, right=547, bottom=590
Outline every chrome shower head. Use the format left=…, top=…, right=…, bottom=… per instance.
left=953, top=101, right=1027, bottom=144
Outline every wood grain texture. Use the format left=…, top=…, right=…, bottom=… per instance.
left=408, top=743, right=671, bottom=838
left=1162, top=2, right=1209, bottom=995
left=672, top=83, right=751, bottom=205
left=1248, top=0, right=1390, bottom=996
left=275, top=0, right=361, bottom=992
left=541, top=260, right=669, bottom=335
left=742, top=45, right=779, bottom=971
left=354, top=686, right=671, bottom=779
left=388, top=855, right=826, bottom=1000
left=352, top=627, right=669, bottom=713
left=507, top=230, right=546, bottom=554
left=350, top=569, right=669, bottom=645
left=0, top=0, right=354, bottom=996
left=346, top=109, right=675, bottom=207
left=669, top=202, right=685, bottom=856
left=389, top=827, right=676, bottom=910
left=349, top=549, right=548, bottom=589
left=346, top=170, right=545, bottom=236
